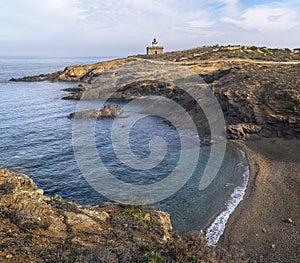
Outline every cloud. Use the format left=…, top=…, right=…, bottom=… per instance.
left=78, top=0, right=213, bottom=28
left=0, top=0, right=85, bottom=40
left=188, top=19, right=214, bottom=28
left=216, top=0, right=241, bottom=16
left=0, top=0, right=299, bottom=55
left=221, top=4, right=299, bottom=33
left=218, top=0, right=239, bottom=3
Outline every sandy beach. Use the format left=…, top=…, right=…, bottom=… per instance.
left=219, top=138, right=300, bottom=262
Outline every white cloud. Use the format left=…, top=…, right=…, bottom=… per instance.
left=0, top=0, right=299, bottom=55
left=188, top=19, right=215, bottom=28
left=34, top=0, right=83, bottom=19
left=217, top=0, right=239, bottom=8
left=221, top=4, right=299, bottom=33
left=218, top=0, right=239, bottom=4
left=216, top=0, right=241, bottom=16
left=73, top=0, right=216, bottom=42
left=0, top=0, right=85, bottom=39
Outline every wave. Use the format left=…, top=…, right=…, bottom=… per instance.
left=205, top=149, right=250, bottom=245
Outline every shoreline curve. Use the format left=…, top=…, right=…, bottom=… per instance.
left=219, top=138, right=300, bottom=262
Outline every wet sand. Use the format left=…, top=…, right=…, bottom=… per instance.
left=219, top=138, right=300, bottom=262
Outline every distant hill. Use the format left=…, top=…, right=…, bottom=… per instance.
left=138, top=45, right=299, bottom=62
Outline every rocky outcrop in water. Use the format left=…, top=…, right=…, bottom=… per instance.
left=10, top=58, right=136, bottom=83
left=10, top=72, right=63, bottom=82
left=69, top=105, right=123, bottom=119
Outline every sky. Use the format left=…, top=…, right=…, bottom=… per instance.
left=0, top=0, right=299, bottom=56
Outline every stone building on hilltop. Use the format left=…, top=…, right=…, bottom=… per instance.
left=147, top=38, right=164, bottom=55
left=293, top=48, right=300, bottom=54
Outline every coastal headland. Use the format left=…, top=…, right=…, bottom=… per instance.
left=12, top=45, right=300, bottom=141
left=6, top=45, right=300, bottom=262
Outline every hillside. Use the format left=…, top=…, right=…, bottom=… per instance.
left=138, top=45, right=300, bottom=62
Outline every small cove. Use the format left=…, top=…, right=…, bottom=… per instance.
left=0, top=56, right=249, bottom=244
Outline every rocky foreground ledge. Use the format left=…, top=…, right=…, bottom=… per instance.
left=1, top=144, right=299, bottom=262
left=0, top=169, right=239, bottom=262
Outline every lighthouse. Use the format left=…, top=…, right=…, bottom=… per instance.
left=146, top=38, right=164, bottom=55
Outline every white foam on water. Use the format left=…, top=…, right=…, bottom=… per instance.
left=205, top=149, right=250, bottom=245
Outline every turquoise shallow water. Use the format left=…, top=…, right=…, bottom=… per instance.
left=0, top=56, right=249, bottom=244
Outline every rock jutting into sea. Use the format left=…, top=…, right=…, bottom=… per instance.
left=68, top=105, right=123, bottom=119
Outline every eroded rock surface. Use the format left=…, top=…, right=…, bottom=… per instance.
left=63, top=63, right=300, bottom=140
left=0, top=169, right=242, bottom=262
left=0, top=169, right=174, bottom=262
left=211, top=64, right=300, bottom=139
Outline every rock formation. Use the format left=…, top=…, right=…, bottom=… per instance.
left=69, top=105, right=123, bottom=119
left=210, top=64, right=300, bottom=139
left=10, top=58, right=136, bottom=83
left=62, top=63, right=300, bottom=140
left=0, top=169, right=171, bottom=262
left=0, top=169, right=236, bottom=262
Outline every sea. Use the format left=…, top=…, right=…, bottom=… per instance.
left=0, top=56, right=249, bottom=244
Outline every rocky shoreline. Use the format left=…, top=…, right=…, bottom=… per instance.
left=6, top=46, right=300, bottom=262
left=0, top=169, right=170, bottom=262
left=10, top=47, right=300, bottom=141
left=1, top=139, right=298, bottom=262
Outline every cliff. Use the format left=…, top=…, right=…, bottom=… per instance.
left=0, top=169, right=236, bottom=262
left=208, top=63, right=300, bottom=139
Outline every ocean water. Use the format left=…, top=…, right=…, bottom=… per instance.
left=0, top=56, right=249, bottom=244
